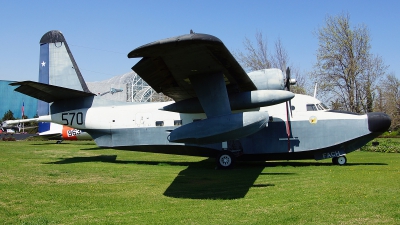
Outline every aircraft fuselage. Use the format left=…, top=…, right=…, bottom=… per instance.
left=43, top=94, right=389, bottom=161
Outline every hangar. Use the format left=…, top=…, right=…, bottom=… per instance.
left=0, top=80, right=38, bottom=120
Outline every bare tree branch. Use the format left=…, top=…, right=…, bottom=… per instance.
left=234, top=31, right=310, bottom=94
left=312, top=12, right=387, bottom=113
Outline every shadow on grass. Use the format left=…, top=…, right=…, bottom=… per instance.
left=30, top=142, right=70, bottom=145
left=44, top=156, right=278, bottom=199
left=80, top=147, right=107, bottom=150
left=44, top=155, right=118, bottom=164
left=44, top=155, right=387, bottom=199
left=261, top=161, right=388, bottom=167
left=45, top=155, right=195, bottom=166
left=163, top=159, right=281, bottom=199
left=163, top=160, right=387, bottom=199
left=30, top=142, right=97, bottom=146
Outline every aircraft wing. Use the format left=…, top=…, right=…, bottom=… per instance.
left=10, top=81, right=95, bottom=103
left=128, top=33, right=257, bottom=102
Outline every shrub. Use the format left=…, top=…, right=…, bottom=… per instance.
left=360, top=139, right=400, bottom=153
left=1, top=137, right=16, bottom=141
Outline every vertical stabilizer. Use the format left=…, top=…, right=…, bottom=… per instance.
left=39, top=30, right=90, bottom=92
left=38, top=30, right=90, bottom=133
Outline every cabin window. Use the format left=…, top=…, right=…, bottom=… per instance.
left=306, top=104, right=317, bottom=111
left=316, top=104, right=324, bottom=111
left=174, top=120, right=182, bottom=126
left=155, top=121, right=164, bottom=126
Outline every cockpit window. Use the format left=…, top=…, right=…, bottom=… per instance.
left=316, top=104, right=324, bottom=110
left=306, top=104, right=317, bottom=111
left=307, top=103, right=330, bottom=111
left=320, top=103, right=330, bottom=110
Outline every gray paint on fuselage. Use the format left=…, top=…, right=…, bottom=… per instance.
left=87, top=126, right=222, bottom=150
left=85, top=119, right=376, bottom=160
left=85, top=112, right=370, bottom=157
left=237, top=132, right=380, bottom=161
left=239, top=116, right=369, bottom=154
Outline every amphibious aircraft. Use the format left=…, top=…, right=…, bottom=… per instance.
left=11, top=30, right=391, bottom=168
left=38, top=123, right=91, bottom=143
left=2, top=118, right=91, bottom=142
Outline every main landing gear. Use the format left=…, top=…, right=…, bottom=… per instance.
left=216, top=140, right=242, bottom=169
left=332, top=155, right=347, bottom=165
left=216, top=151, right=236, bottom=169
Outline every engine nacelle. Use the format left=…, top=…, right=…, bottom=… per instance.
left=163, top=90, right=294, bottom=113
left=247, top=68, right=285, bottom=90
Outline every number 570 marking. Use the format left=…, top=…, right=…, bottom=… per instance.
left=61, top=112, right=84, bottom=125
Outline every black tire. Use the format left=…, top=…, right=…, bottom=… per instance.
left=337, top=155, right=347, bottom=165
left=216, top=151, right=235, bottom=169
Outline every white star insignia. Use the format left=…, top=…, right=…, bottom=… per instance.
left=41, top=61, right=46, bottom=67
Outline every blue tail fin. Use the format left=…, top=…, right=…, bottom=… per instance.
left=38, top=30, right=90, bottom=91
left=37, top=30, right=91, bottom=133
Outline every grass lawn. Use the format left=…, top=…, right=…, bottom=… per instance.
left=0, top=140, right=399, bottom=224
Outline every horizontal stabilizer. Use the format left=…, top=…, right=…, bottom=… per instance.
left=10, top=81, right=95, bottom=103
left=3, top=118, right=38, bottom=125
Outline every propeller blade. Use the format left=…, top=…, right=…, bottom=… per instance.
left=285, top=67, right=291, bottom=91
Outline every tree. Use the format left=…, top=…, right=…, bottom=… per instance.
left=235, top=31, right=272, bottom=71
left=234, top=31, right=308, bottom=94
left=2, top=110, right=15, bottom=122
left=312, top=13, right=387, bottom=113
left=375, top=74, right=400, bottom=130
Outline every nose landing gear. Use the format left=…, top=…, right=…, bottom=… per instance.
left=332, top=155, right=347, bottom=165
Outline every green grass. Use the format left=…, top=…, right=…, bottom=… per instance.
left=0, top=141, right=399, bottom=224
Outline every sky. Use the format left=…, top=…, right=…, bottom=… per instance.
left=1, top=0, right=399, bottom=83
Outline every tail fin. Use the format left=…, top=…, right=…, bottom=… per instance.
left=37, top=30, right=91, bottom=133
left=39, top=30, right=90, bottom=92
left=10, top=31, right=94, bottom=134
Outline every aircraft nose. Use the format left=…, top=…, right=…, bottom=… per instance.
left=367, top=112, right=391, bottom=133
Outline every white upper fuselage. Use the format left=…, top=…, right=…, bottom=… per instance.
left=45, top=94, right=366, bottom=131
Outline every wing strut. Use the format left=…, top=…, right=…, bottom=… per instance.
left=168, top=71, right=269, bottom=144
left=189, top=72, right=231, bottom=118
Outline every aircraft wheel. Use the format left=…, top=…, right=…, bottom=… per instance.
left=332, top=157, right=338, bottom=165
left=337, top=155, right=347, bottom=165
left=216, top=151, right=235, bottom=169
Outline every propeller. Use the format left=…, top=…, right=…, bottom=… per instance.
left=284, top=67, right=297, bottom=117
left=284, top=67, right=297, bottom=92
left=284, top=67, right=295, bottom=152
